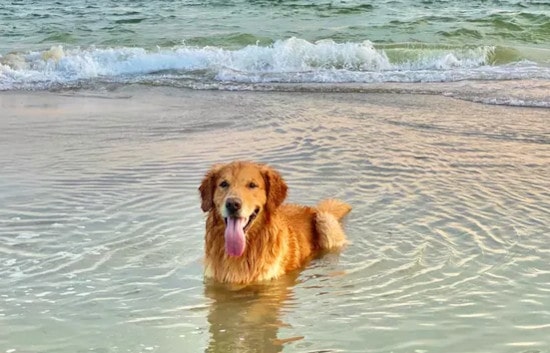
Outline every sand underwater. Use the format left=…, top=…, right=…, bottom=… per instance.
left=1, top=85, right=549, bottom=352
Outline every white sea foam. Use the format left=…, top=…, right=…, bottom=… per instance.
left=1, top=38, right=549, bottom=91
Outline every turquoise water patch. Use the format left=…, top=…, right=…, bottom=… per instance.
left=1, top=0, right=549, bottom=52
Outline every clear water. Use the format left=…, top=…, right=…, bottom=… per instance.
left=0, top=87, right=549, bottom=352
left=1, top=0, right=550, bottom=95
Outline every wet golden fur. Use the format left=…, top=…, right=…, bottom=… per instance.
left=199, top=161, right=351, bottom=284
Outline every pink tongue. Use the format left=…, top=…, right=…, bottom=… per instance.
left=224, top=217, right=246, bottom=257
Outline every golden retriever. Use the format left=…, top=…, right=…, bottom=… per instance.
left=199, top=161, right=351, bottom=284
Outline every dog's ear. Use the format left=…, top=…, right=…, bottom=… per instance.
left=262, top=165, right=288, bottom=214
left=199, top=165, right=222, bottom=212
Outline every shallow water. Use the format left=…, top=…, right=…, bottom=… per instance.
left=0, top=87, right=549, bottom=353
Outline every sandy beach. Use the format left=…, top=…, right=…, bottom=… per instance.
left=1, top=86, right=549, bottom=352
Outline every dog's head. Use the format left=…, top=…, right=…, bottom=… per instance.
left=199, top=161, right=287, bottom=257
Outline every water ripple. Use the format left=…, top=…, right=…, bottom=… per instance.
left=1, top=88, right=549, bottom=353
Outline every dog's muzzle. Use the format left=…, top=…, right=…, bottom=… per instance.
left=225, top=197, right=242, bottom=217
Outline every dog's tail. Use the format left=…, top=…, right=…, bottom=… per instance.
left=317, top=199, right=352, bottom=221
left=315, top=199, right=352, bottom=249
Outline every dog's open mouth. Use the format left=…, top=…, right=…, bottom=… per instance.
left=223, top=207, right=260, bottom=257
left=224, top=207, right=260, bottom=233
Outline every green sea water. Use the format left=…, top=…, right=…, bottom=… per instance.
left=1, top=0, right=550, bottom=92
left=1, top=0, right=550, bottom=51
left=1, top=1, right=549, bottom=96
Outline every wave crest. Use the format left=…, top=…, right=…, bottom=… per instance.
left=1, top=37, right=549, bottom=90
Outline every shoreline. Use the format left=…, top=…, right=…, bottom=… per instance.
left=1, top=78, right=549, bottom=108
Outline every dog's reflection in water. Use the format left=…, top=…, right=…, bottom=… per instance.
left=204, top=271, right=303, bottom=353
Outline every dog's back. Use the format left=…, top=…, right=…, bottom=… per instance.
left=267, top=199, right=351, bottom=276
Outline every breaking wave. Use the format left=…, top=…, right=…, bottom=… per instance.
left=1, top=37, right=549, bottom=91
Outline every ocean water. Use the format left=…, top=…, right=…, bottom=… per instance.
left=1, top=0, right=550, bottom=106
left=1, top=2, right=550, bottom=353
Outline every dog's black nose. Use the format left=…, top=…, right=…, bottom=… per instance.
left=225, top=197, right=242, bottom=215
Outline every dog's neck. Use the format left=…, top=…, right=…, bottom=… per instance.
left=204, top=210, right=286, bottom=284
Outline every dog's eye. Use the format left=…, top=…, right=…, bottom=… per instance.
left=219, top=181, right=229, bottom=188
left=248, top=182, right=258, bottom=189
